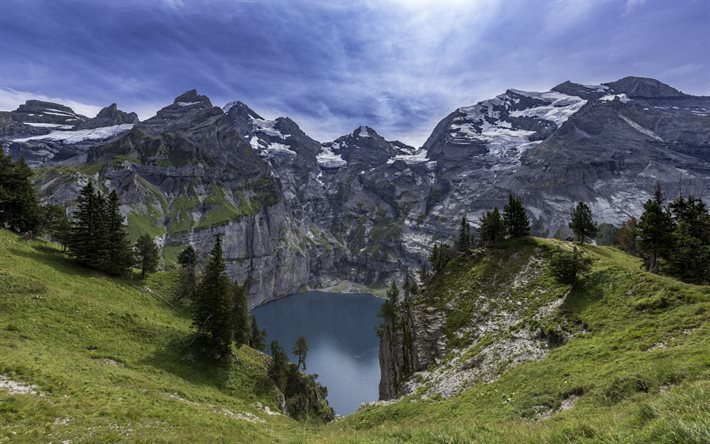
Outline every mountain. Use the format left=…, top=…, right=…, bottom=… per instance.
left=1, top=76, right=708, bottom=305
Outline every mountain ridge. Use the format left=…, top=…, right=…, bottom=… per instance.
left=1, top=75, right=708, bottom=305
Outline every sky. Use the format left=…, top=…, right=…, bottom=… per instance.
left=0, top=0, right=708, bottom=147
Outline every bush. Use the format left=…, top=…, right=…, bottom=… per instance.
left=550, top=247, right=592, bottom=286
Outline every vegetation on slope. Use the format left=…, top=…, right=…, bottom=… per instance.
left=0, top=230, right=302, bottom=442
left=1, top=229, right=708, bottom=443
left=323, top=237, right=709, bottom=443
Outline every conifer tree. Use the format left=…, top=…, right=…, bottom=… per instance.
left=0, top=151, right=41, bottom=234
left=293, top=336, right=308, bottom=371
left=105, top=190, right=132, bottom=275
left=249, top=315, right=267, bottom=351
left=637, top=188, right=675, bottom=273
left=269, top=340, right=288, bottom=391
left=480, top=207, right=505, bottom=244
left=457, top=216, right=470, bottom=252
left=69, top=182, right=99, bottom=266
left=667, top=196, right=710, bottom=283
left=40, top=204, right=71, bottom=251
left=379, top=280, right=399, bottom=322
left=569, top=202, right=598, bottom=243
left=503, top=193, right=530, bottom=238
left=232, top=282, right=250, bottom=346
left=134, top=233, right=159, bottom=279
left=174, top=245, right=198, bottom=302
left=192, top=236, right=233, bottom=355
left=614, top=216, right=638, bottom=254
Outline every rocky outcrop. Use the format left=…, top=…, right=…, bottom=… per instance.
left=378, top=243, right=581, bottom=401
left=75, top=103, right=139, bottom=129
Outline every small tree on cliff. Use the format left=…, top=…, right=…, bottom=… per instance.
left=457, top=216, right=471, bottom=252
left=249, top=315, right=267, bottom=351
left=293, top=336, right=309, bottom=371
left=480, top=207, right=505, bottom=244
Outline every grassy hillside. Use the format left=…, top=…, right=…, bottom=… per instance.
left=0, top=230, right=302, bottom=443
left=321, top=238, right=710, bottom=443
left=1, top=231, right=708, bottom=443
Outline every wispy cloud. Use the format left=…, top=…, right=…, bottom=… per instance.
left=0, top=0, right=708, bottom=146
left=622, top=0, right=647, bottom=16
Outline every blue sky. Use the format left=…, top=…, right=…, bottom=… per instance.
left=0, top=0, right=708, bottom=146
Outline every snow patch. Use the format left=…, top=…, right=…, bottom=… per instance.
left=619, top=115, right=663, bottom=141
left=23, top=122, right=73, bottom=129
left=317, top=144, right=347, bottom=168
left=387, top=149, right=429, bottom=165
left=599, top=94, right=630, bottom=103
left=252, top=118, right=288, bottom=139
left=13, top=124, right=134, bottom=144
left=176, top=101, right=201, bottom=107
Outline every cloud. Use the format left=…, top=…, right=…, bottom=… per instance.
left=660, top=63, right=705, bottom=78
left=0, top=0, right=708, bottom=146
left=623, top=0, right=647, bottom=16
left=0, top=88, right=103, bottom=117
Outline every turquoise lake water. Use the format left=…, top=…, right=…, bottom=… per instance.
left=253, top=291, right=383, bottom=415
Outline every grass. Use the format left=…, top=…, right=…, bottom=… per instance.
left=1, top=231, right=708, bottom=443
left=0, top=230, right=301, bottom=443
left=318, top=237, right=710, bottom=442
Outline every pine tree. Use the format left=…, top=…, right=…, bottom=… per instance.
left=105, top=190, right=132, bottom=275
left=503, top=193, right=530, bottom=238
left=249, top=315, right=267, bottom=351
left=378, top=281, right=399, bottom=322
left=192, top=236, right=233, bottom=355
left=178, top=245, right=197, bottom=268
left=667, top=196, right=710, bottom=283
left=480, top=207, right=505, bottom=244
left=40, top=204, right=71, bottom=251
left=614, top=216, right=638, bottom=254
left=0, top=151, right=41, bottom=234
left=569, top=202, right=598, bottom=243
left=134, top=233, right=159, bottom=279
left=174, top=245, right=198, bottom=302
left=457, top=216, right=470, bottom=252
left=269, top=340, right=288, bottom=391
left=92, top=190, right=109, bottom=271
left=637, top=189, right=675, bottom=273
left=293, top=336, right=308, bottom=371
left=232, top=282, right=250, bottom=346
left=69, top=182, right=99, bottom=266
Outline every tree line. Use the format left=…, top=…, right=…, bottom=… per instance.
left=615, top=185, right=709, bottom=283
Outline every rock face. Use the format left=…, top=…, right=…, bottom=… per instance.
left=2, top=76, right=708, bottom=306
left=378, top=243, right=581, bottom=401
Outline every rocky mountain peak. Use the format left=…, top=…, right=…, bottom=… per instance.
left=9, top=99, right=86, bottom=127
left=353, top=125, right=378, bottom=139
left=604, top=76, right=687, bottom=98
left=551, top=81, right=610, bottom=99
left=172, top=89, right=213, bottom=108
left=74, top=103, right=139, bottom=130
left=223, top=100, right=263, bottom=119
